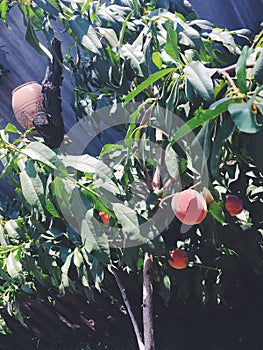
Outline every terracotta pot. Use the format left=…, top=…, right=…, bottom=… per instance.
left=12, top=81, right=45, bottom=135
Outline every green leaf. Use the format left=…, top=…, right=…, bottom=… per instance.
left=70, top=15, right=102, bottom=54
left=23, top=142, right=57, bottom=169
left=4, top=220, right=20, bottom=239
left=184, top=61, right=214, bottom=102
left=6, top=251, right=23, bottom=280
left=45, top=198, right=60, bottom=217
left=166, top=78, right=180, bottom=113
left=152, top=51, right=162, bottom=69
left=52, top=177, right=72, bottom=208
left=159, top=274, right=171, bottom=305
left=99, top=144, right=125, bottom=158
left=228, top=103, right=261, bottom=134
left=4, top=123, right=20, bottom=134
left=60, top=252, right=73, bottom=289
left=81, top=0, right=92, bottom=14
left=0, top=224, right=8, bottom=245
left=170, top=97, right=235, bottom=145
left=253, top=50, right=263, bottom=85
left=18, top=160, right=45, bottom=213
left=61, top=154, right=119, bottom=194
left=90, top=258, right=104, bottom=291
left=177, top=19, right=203, bottom=51
left=0, top=314, right=10, bottom=335
left=99, top=27, right=119, bottom=51
left=120, top=42, right=144, bottom=77
left=165, top=145, right=180, bottom=180
left=31, top=0, right=60, bottom=16
left=25, top=19, right=52, bottom=60
left=121, top=246, right=140, bottom=272
left=81, top=210, right=102, bottom=253
left=124, top=68, right=176, bottom=105
left=208, top=201, right=225, bottom=225
left=191, top=122, right=212, bottom=175
left=165, top=22, right=179, bottom=61
left=0, top=0, right=8, bottom=23
left=112, top=202, right=148, bottom=245
left=236, top=46, right=253, bottom=93
left=210, top=117, right=235, bottom=178
left=73, top=247, right=83, bottom=268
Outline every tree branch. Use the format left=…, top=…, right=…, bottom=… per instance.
left=252, top=29, right=263, bottom=49
left=218, top=69, right=241, bottom=95
left=113, top=270, right=145, bottom=350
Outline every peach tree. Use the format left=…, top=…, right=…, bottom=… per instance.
left=0, top=0, right=262, bottom=348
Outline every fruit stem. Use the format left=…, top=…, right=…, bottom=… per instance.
left=158, top=193, right=174, bottom=208
left=189, top=181, right=202, bottom=190
left=192, top=263, right=221, bottom=272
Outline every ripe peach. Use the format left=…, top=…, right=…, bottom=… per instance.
left=168, top=249, right=188, bottom=269
left=225, top=194, right=243, bottom=216
left=99, top=211, right=110, bottom=225
left=171, top=189, right=207, bottom=225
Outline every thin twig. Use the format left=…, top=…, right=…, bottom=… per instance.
left=218, top=69, right=240, bottom=95
left=113, top=270, right=145, bottom=350
left=192, top=263, right=221, bottom=272
left=140, top=103, right=156, bottom=126
left=252, top=29, right=263, bottom=49
left=220, top=62, right=255, bottom=74
left=143, top=167, right=153, bottom=191
left=161, top=177, right=175, bottom=191
left=151, top=129, right=163, bottom=191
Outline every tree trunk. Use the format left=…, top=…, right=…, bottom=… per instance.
left=143, top=252, right=155, bottom=350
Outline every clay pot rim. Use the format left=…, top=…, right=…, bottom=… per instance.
left=12, top=81, right=40, bottom=95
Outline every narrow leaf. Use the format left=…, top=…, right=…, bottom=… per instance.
left=70, top=15, right=102, bottom=54
left=170, top=97, right=235, bottom=145
left=6, top=251, right=22, bottom=280
left=23, top=142, right=57, bottom=169
left=18, top=159, right=45, bottom=213
left=236, top=46, right=253, bottom=93
left=25, top=20, right=52, bottom=60
left=152, top=51, right=162, bottom=69
left=165, top=145, right=180, bottom=180
left=124, top=68, right=175, bottom=105
left=165, top=23, right=179, bottom=61
left=210, top=117, right=235, bottom=177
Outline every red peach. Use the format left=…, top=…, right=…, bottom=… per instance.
left=171, top=189, right=207, bottom=225
left=225, top=194, right=243, bottom=216
left=99, top=211, right=110, bottom=225
left=168, top=249, right=188, bottom=269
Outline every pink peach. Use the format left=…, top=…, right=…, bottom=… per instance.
left=171, top=189, right=207, bottom=225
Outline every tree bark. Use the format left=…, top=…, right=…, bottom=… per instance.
left=143, top=252, right=155, bottom=350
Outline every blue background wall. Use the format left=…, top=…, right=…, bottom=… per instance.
left=190, top=0, right=263, bottom=33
